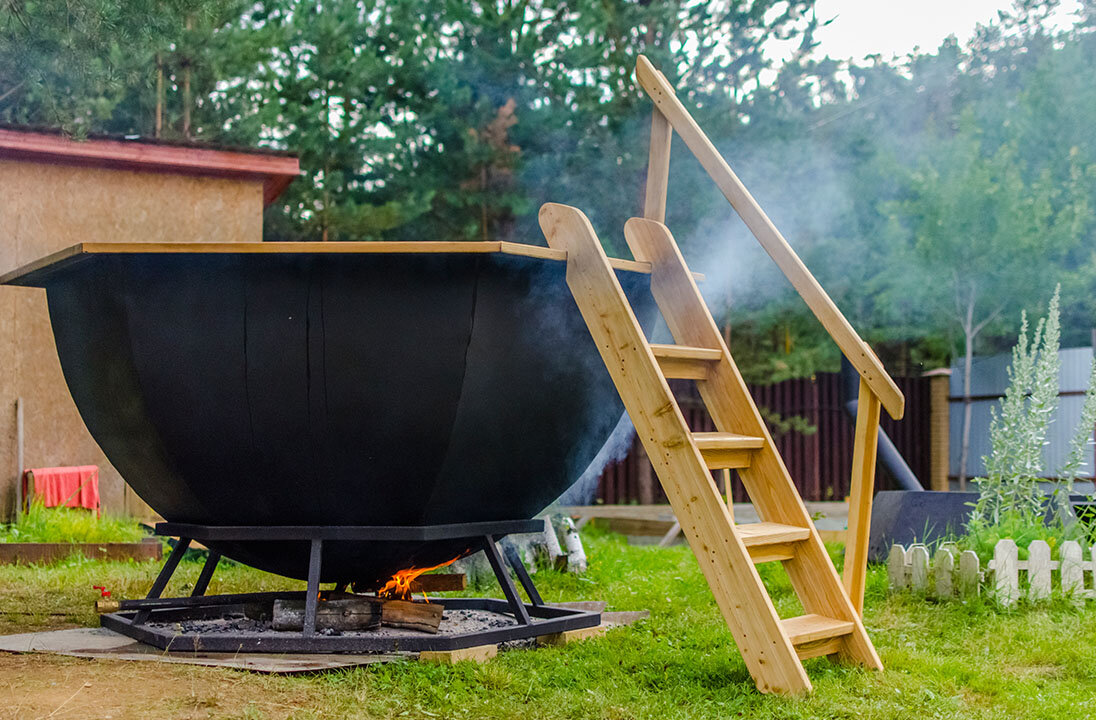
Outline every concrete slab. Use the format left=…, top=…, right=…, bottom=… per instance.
left=0, top=627, right=409, bottom=673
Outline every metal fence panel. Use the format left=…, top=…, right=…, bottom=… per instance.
left=948, top=347, right=1095, bottom=479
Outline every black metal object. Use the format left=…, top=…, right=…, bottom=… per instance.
left=7, top=249, right=659, bottom=582
left=841, top=357, right=924, bottom=491
left=101, top=520, right=599, bottom=652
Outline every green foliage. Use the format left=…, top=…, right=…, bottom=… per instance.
left=5, top=530, right=1096, bottom=717
left=0, top=500, right=148, bottom=544
left=973, top=288, right=1063, bottom=526
left=961, top=511, right=1086, bottom=565
left=966, top=285, right=1096, bottom=554
left=3, top=0, right=1096, bottom=381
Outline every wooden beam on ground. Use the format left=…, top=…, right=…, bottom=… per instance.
left=537, top=625, right=606, bottom=646
left=419, top=644, right=497, bottom=664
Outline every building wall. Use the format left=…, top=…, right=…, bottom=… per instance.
left=0, top=159, right=264, bottom=519
left=948, top=346, right=1096, bottom=479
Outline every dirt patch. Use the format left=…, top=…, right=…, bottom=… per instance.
left=0, top=653, right=322, bottom=720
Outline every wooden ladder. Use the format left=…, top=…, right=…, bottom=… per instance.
left=540, top=205, right=882, bottom=694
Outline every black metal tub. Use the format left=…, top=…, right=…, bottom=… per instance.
left=3, top=243, right=657, bottom=585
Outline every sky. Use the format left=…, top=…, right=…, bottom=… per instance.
left=810, top=0, right=1082, bottom=60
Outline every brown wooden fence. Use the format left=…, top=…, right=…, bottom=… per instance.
left=596, top=373, right=931, bottom=504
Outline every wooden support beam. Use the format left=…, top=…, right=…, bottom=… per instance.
left=843, top=379, right=882, bottom=616
left=643, top=110, right=673, bottom=222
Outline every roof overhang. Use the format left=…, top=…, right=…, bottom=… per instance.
left=0, top=127, right=300, bottom=206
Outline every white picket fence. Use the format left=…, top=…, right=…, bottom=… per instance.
left=888, top=539, right=1096, bottom=606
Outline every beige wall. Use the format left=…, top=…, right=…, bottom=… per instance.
left=0, top=159, right=265, bottom=519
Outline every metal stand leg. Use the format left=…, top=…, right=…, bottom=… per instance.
left=133, top=537, right=191, bottom=625
left=503, top=543, right=544, bottom=607
left=483, top=535, right=531, bottom=625
left=302, top=539, right=323, bottom=637
left=191, top=551, right=221, bottom=597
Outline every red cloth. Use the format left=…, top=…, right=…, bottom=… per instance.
left=24, top=465, right=100, bottom=516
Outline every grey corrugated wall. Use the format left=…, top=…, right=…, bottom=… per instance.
left=949, top=346, right=1095, bottom=479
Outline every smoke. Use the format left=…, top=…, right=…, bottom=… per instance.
left=683, top=135, right=858, bottom=322
left=554, top=411, right=635, bottom=506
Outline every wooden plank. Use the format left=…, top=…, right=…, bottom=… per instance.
left=843, top=379, right=882, bottom=616
left=622, top=217, right=882, bottom=674
left=1061, top=541, right=1084, bottom=603
left=781, top=614, right=854, bottom=645
left=698, top=448, right=755, bottom=470
left=692, top=432, right=766, bottom=450
left=747, top=542, right=797, bottom=564
left=419, top=644, right=497, bottom=664
left=994, top=539, right=1018, bottom=607
left=910, top=545, right=930, bottom=592
left=650, top=344, right=722, bottom=360
left=934, top=548, right=954, bottom=599
left=737, top=522, right=811, bottom=546
left=958, top=550, right=980, bottom=597
left=540, top=202, right=813, bottom=695
left=795, top=636, right=844, bottom=660
left=643, top=109, right=673, bottom=223
left=536, top=624, right=607, bottom=646
left=887, top=545, right=908, bottom=590
left=693, top=434, right=765, bottom=468
left=1027, top=540, right=1052, bottom=602
left=633, top=55, right=904, bottom=420
left=0, top=240, right=695, bottom=286
left=650, top=344, right=721, bottom=379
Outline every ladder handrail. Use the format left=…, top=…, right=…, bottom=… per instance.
left=634, top=55, right=904, bottom=420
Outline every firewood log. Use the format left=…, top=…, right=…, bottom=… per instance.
left=380, top=599, right=444, bottom=633
left=272, top=597, right=381, bottom=632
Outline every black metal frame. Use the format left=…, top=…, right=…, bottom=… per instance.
left=101, top=520, right=599, bottom=653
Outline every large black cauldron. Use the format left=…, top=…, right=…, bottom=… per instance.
left=5, top=245, right=657, bottom=584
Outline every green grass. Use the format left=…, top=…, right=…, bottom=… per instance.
left=3, top=527, right=1096, bottom=718
left=0, top=500, right=149, bottom=544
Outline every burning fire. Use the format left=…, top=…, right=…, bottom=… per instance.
left=377, top=556, right=461, bottom=602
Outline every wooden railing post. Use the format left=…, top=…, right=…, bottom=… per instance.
left=643, top=110, right=673, bottom=223
left=844, top=378, right=881, bottom=616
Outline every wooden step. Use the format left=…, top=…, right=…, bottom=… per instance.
left=649, top=344, right=722, bottom=379
left=692, top=432, right=765, bottom=469
left=736, top=522, right=811, bottom=563
left=781, top=614, right=854, bottom=659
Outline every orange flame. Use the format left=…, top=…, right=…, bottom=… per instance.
left=377, top=556, right=461, bottom=603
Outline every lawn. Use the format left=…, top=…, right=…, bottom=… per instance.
left=2, top=527, right=1095, bottom=719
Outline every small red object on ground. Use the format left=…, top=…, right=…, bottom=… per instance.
left=93, top=586, right=111, bottom=598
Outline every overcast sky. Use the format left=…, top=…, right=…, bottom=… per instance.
left=810, top=0, right=1082, bottom=60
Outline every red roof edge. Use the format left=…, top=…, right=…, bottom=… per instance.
left=0, top=128, right=300, bottom=207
